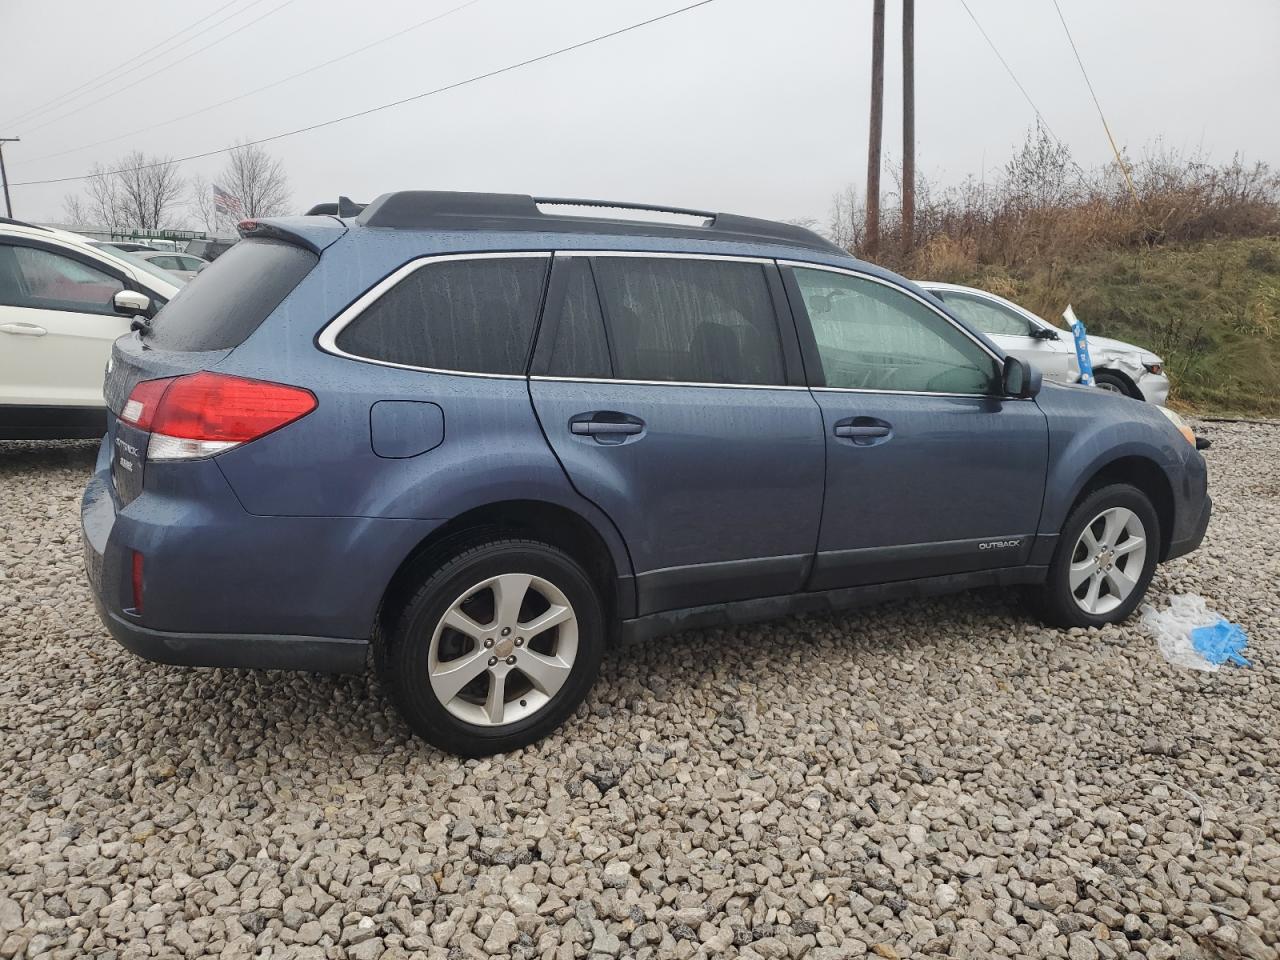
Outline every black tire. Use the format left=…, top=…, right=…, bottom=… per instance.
left=381, top=537, right=605, bottom=756
left=1093, top=370, right=1137, bottom=398
left=1034, top=483, right=1160, bottom=628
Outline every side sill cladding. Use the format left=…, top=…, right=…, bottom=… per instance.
left=620, top=566, right=1047, bottom=643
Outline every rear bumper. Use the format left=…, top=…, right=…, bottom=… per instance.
left=81, top=435, right=439, bottom=674
left=92, top=594, right=368, bottom=673
left=1166, top=494, right=1212, bottom=561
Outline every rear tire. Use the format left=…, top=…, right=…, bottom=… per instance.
left=382, top=537, right=605, bottom=756
left=1034, top=483, right=1160, bottom=627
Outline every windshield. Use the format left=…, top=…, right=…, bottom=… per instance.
left=96, top=244, right=186, bottom=287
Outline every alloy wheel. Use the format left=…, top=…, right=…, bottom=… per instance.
left=1069, top=506, right=1147, bottom=615
left=427, top=572, right=578, bottom=726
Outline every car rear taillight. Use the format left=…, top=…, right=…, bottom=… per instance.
left=121, top=372, right=316, bottom=461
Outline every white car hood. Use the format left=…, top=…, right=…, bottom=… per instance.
left=1086, top=333, right=1149, bottom=358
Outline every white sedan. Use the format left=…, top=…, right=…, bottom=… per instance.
left=919, top=281, right=1170, bottom=405
left=0, top=219, right=180, bottom=439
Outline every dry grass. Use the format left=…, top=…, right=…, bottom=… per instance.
left=824, top=128, right=1280, bottom=414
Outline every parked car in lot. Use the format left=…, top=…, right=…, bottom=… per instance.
left=131, top=250, right=209, bottom=281
left=0, top=218, right=180, bottom=439
left=182, top=237, right=238, bottom=261
left=89, top=240, right=158, bottom=253
left=918, top=281, right=1170, bottom=403
left=81, top=192, right=1211, bottom=755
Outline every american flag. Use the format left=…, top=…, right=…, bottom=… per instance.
left=212, top=184, right=244, bottom=218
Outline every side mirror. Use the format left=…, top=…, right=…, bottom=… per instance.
left=1003, top=356, right=1042, bottom=398
left=113, top=290, right=151, bottom=316
left=1033, top=326, right=1060, bottom=341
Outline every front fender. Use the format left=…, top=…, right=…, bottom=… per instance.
left=1035, top=383, right=1192, bottom=537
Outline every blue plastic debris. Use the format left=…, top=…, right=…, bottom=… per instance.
left=1190, top=619, right=1251, bottom=667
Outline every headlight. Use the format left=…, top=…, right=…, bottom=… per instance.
left=1142, top=356, right=1164, bottom=375
left=1156, top=405, right=1196, bottom=446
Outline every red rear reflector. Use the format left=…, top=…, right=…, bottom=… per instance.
left=148, top=371, right=316, bottom=442
left=120, top=377, right=176, bottom=431
left=131, top=550, right=144, bottom=613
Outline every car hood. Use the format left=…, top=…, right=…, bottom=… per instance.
left=1086, top=333, right=1157, bottom=361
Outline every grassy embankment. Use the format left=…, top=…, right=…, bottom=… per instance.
left=828, top=130, right=1280, bottom=416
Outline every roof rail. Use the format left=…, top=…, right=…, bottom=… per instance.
left=355, top=191, right=842, bottom=254
left=303, top=196, right=366, bottom=217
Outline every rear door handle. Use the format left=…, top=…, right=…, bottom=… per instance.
left=569, top=412, right=645, bottom=444
left=0, top=322, right=47, bottom=337
left=834, top=424, right=890, bottom=438
left=571, top=421, right=643, bottom=436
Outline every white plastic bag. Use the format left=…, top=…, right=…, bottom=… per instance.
left=1141, top=594, right=1224, bottom=672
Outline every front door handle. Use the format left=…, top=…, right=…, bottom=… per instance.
left=569, top=412, right=645, bottom=444
left=0, top=322, right=47, bottom=337
left=833, top=417, right=893, bottom=445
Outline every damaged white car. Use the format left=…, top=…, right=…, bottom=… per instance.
left=919, top=281, right=1170, bottom=405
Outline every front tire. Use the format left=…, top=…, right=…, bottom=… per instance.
left=1035, top=483, right=1160, bottom=627
left=382, top=537, right=605, bottom=756
left=1093, top=370, right=1137, bottom=398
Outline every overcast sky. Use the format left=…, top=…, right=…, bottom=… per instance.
left=3, top=0, right=1277, bottom=231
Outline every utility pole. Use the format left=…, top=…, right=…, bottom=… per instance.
left=865, top=0, right=885, bottom=256
left=0, top=138, right=18, bottom=218
left=902, top=0, right=915, bottom=254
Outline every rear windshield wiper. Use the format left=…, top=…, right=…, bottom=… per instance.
left=130, top=316, right=153, bottom=336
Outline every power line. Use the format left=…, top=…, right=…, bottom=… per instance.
left=956, top=0, right=1064, bottom=147
left=18, top=0, right=485, bottom=167
left=1048, top=0, right=1139, bottom=203
left=0, top=0, right=259, bottom=128
left=11, top=0, right=720, bottom=189
left=21, top=0, right=295, bottom=136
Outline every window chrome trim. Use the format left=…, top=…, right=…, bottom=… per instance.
left=316, top=251, right=552, bottom=378
left=777, top=259, right=1005, bottom=366
left=557, top=250, right=774, bottom=265
left=530, top=375, right=808, bottom=391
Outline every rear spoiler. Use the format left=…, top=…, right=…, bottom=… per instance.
left=236, top=216, right=349, bottom=254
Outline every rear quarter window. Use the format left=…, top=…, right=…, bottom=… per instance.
left=333, top=256, right=549, bottom=375
left=148, top=239, right=318, bottom=351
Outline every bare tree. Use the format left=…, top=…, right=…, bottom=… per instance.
left=217, top=141, right=291, bottom=219
left=828, top=185, right=864, bottom=252
left=61, top=193, right=90, bottom=227
left=188, top=173, right=222, bottom=233
left=113, top=151, right=185, bottom=229
left=84, top=163, right=126, bottom=233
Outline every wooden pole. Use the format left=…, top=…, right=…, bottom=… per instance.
left=865, top=0, right=885, bottom=255
left=902, top=0, right=915, bottom=254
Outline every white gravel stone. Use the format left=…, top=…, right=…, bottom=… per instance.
left=1, top=422, right=1278, bottom=958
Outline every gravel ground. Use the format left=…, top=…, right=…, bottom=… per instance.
left=1, top=422, right=1277, bottom=960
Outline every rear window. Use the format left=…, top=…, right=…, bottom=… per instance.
left=148, top=239, right=317, bottom=351
left=334, top=256, right=549, bottom=374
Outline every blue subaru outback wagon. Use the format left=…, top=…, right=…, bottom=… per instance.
left=82, top=192, right=1211, bottom=755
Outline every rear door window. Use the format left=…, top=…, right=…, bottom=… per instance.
left=590, top=256, right=786, bottom=385
left=335, top=255, right=549, bottom=375
left=149, top=239, right=318, bottom=351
